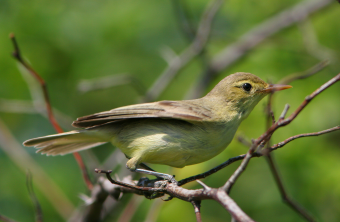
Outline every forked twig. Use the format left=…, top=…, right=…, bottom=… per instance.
left=178, top=153, right=261, bottom=186
left=144, top=0, right=224, bottom=102
left=191, top=200, right=202, bottom=222
left=179, top=124, right=340, bottom=188
left=96, top=169, right=253, bottom=221
left=270, top=126, right=340, bottom=151
left=265, top=153, right=316, bottom=222
left=92, top=73, right=339, bottom=221
left=188, top=0, right=333, bottom=99
left=223, top=73, right=340, bottom=193
left=9, top=33, right=93, bottom=190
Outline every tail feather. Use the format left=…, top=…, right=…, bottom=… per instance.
left=23, top=130, right=109, bottom=155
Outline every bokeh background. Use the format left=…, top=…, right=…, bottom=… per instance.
left=1, top=0, right=340, bottom=221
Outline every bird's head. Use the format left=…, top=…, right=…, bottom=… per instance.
left=206, top=72, right=292, bottom=120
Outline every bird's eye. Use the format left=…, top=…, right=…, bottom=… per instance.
left=242, top=83, right=252, bottom=92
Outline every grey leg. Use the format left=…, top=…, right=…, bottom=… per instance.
left=133, top=168, right=178, bottom=185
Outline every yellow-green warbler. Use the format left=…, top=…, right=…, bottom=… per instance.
left=24, top=72, right=291, bottom=182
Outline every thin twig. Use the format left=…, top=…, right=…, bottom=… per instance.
left=144, top=198, right=163, bottom=222
left=0, top=99, right=74, bottom=130
left=279, top=104, right=290, bottom=120
left=223, top=73, right=340, bottom=193
left=117, top=196, right=143, bottom=222
left=77, top=74, right=147, bottom=95
left=237, top=135, right=252, bottom=147
left=179, top=124, right=340, bottom=188
left=26, top=171, right=43, bottom=222
left=298, top=19, right=335, bottom=62
left=188, top=0, right=333, bottom=99
left=94, top=124, right=339, bottom=220
left=0, top=118, right=74, bottom=219
left=9, top=33, right=62, bottom=133
left=263, top=75, right=314, bottom=220
left=265, top=153, right=316, bottom=222
left=270, top=126, right=340, bottom=151
left=144, top=0, right=224, bottom=102
left=172, top=0, right=196, bottom=41
left=95, top=169, right=166, bottom=193
left=97, top=169, right=253, bottom=221
left=279, top=60, right=329, bottom=85
left=177, top=153, right=261, bottom=186
left=9, top=33, right=93, bottom=190
left=191, top=201, right=202, bottom=222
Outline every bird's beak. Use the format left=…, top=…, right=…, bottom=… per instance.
left=261, top=84, right=292, bottom=93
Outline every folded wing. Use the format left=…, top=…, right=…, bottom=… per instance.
left=72, top=100, right=213, bottom=128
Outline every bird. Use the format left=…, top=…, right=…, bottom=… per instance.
left=23, top=72, right=291, bottom=183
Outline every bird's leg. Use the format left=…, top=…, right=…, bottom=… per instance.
left=139, top=163, right=155, bottom=171
left=127, top=157, right=178, bottom=184
left=133, top=168, right=178, bottom=185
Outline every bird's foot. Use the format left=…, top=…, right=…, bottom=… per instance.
left=133, top=168, right=178, bottom=185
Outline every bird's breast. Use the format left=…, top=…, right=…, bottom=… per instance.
left=111, top=119, right=239, bottom=167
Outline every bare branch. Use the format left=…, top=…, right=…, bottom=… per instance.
left=77, top=74, right=146, bottom=95
left=237, top=135, right=252, bottom=148
left=214, top=189, right=254, bottom=222
left=188, top=0, right=333, bottom=99
left=298, top=19, right=336, bottom=62
left=211, top=0, right=333, bottom=73
left=270, top=126, right=340, bottom=151
left=26, top=171, right=43, bottom=222
left=178, top=153, right=261, bottom=186
left=144, top=199, right=163, bottom=222
left=171, top=0, right=196, bottom=41
left=191, top=201, right=202, bottom=222
left=144, top=0, right=224, bottom=102
left=10, top=34, right=93, bottom=190
left=279, top=60, right=329, bottom=85
left=117, top=196, right=144, bottom=222
left=0, top=118, right=74, bottom=219
left=10, top=33, right=62, bottom=133
left=265, top=153, right=316, bottom=222
left=279, top=104, right=290, bottom=120
left=223, top=73, right=340, bottom=193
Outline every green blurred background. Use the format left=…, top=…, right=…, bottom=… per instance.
left=0, top=0, right=340, bottom=221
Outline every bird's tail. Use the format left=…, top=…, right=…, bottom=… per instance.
left=23, top=130, right=109, bottom=155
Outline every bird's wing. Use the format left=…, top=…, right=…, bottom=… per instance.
left=72, top=100, right=213, bottom=128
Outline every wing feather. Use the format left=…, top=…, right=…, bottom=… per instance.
left=72, top=100, right=212, bottom=128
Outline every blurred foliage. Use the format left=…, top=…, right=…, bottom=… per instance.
left=0, top=0, right=340, bottom=221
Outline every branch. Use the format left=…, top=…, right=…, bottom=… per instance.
left=0, top=99, right=74, bottom=130
left=143, top=0, right=224, bottom=102
left=171, top=0, right=196, bottom=41
left=77, top=73, right=147, bottom=95
left=188, top=0, right=334, bottom=99
left=270, top=126, right=340, bottom=151
left=191, top=200, right=202, bottom=222
left=279, top=60, right=329, bottom=85
left=0, top=118, right=74, bottom=219
left=223, top=72, right=340, bottom=193
left=9, top=33, right=93, bottom=190
left=26, top=171, right=43, bottom=222
left=265, top=153, right=316, bottom=222
left=178, top=153, right=261, bottom=186
left=212, top=0, right=332, bottom=72
left=10, top=33, right=62, bottom=133
left=96, top=169, right=254, bottom=221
